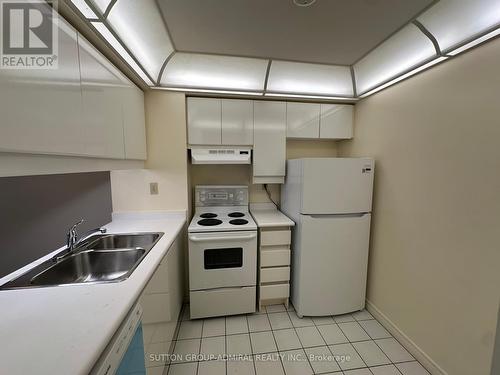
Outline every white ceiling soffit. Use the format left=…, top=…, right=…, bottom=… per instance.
left=106, top=0, right=174, bottom=82
left=161, top=53, right=269, bottom=93
left=266, top=61, right=354, bottom=98
left=354, top=24, right=436, bottom=95
left=418, top=0, right=500, bottom=55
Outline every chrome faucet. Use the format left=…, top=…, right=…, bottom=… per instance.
left=67, top=219, right=85, bottom=252
left=54, top=219, right=107, bottom=261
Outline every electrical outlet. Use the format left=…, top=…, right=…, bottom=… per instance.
left=149, top=182, right=159, bottom=195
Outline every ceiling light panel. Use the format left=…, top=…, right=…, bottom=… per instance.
left=266, top=61, right=354, bottom=97
left=70, top=0, right=98, bottom=18
left=418, top=0, right=500, bottom=54
left=107, top=0, right=174, bottom=82
left=359, top=56, right=448, bottom=98
left=88, top=0, right=111, bottom=14
left=161, top=53, right=269, bottom=91
left=354, top=24, right=436, bottom=95
left=91, top=22, right=154, bottom=85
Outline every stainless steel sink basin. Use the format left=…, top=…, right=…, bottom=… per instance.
left=31, top=249, right=146, bottom=286
left=83, top=233, right=161, bottom=250
left=0, top=232, right=163, bottom=290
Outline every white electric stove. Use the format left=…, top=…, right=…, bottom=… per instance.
left=188, top=186, right=257, bottom=319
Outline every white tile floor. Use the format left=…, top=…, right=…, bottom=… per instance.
left=161, top=304, right=431, bottom=375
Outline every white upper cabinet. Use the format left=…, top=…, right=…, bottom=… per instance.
left=222, top=99, right=254, bottom=145
left=122, top=86, right=147, bottom=160
left=319, top=104, right=353, bottom=140
left=187, top=97, right=222, bottom=145
left=78, top=35, right=127, bottom=159
left=0, top=16, right=85, bottom=156
left=253, top=101, right=287, bottom=184
left=187, top=98, right=254, bottom=146
left=286, top=102, right=320, bottom=139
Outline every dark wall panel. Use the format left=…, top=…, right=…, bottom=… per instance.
left=0, top=172, right=112, bottom=278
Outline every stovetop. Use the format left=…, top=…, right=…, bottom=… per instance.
left=188, top=206, right=257, bottom=233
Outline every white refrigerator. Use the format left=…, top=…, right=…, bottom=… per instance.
left=281, top=158, right=374, bottom=317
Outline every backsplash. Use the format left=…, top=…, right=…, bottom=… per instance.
left=0, top=172, right=112, bottom=278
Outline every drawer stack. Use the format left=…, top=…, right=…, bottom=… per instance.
left=258, top=227, right=292, bottom=311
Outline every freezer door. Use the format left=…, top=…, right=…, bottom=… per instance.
left=292, top=214, right=371, bottom=316
left=301, top=158, right=374, bottom=214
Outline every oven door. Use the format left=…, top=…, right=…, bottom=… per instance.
left=188, top=231, right=257, bottom=290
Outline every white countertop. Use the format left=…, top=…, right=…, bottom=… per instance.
left=0, top=211, right=186, bottom=375
left=250, top=203, right=295, bottom=228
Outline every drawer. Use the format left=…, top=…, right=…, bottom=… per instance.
left=261, top=267, right=290, bottom=283
left=190, top=286, right=256, bottom=319
left=260, top=283, right=290, bottom=300
left=260, top=230, right=291, bottom=246
left=261, top=249, right=290, bottom=267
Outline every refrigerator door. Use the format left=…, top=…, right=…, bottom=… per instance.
left=301, top=158, right=374, bottom=214
left=292, top=213, right=371, bottom=317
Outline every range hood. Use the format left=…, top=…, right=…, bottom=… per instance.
left=190, top=147, right=251, bottom=164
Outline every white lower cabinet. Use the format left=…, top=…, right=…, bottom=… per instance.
left=258, top=227, right=292, bottom=311
left=140, top=236, right=184, bottom=374
left=253, top=101, right=287, bottom=184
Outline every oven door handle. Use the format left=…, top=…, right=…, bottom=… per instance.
left=189, top=232, right=257, bottom=242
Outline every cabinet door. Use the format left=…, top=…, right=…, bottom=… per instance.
left=286, top=102, right=320, bottom=139
left=78, top=35, right=126, bottom=159
left=222, top=99, right=253, bottom=145
left=319, top=104, right=353, bottom=139
left=123, top=85, right=147, bottom=160
left=187, top=97, right=221, bottom=145
left=142, top=237, right=184, bottom=372
left=253, top=101, right=286, bottom=183
left=0, top=15, right=85, bottom=156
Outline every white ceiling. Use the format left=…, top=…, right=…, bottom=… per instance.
left=157, top=0, right=435, bottom=65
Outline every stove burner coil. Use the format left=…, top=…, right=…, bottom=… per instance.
left=200, top=213, right=218, bottom=218
left=229, top=219, right=248, bottom=225
left=228, top=212, right=245, bottom=218
left=198, top=218, right=223, bottom=226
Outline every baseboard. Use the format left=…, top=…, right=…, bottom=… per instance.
left=366, top=299, right=448, bottom=375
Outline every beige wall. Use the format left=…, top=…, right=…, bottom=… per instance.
left=111, top=91, right=189, bottom=212
left=339, top=38, right=500, bottom=375
left=189, top=139, right=338, bottom=207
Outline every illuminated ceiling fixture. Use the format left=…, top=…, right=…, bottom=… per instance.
left=91, top=22, right=154, bottom=86
left=153, top=87, right=264, bottom=96
left=359, top=56, right=448, bottom=98
left=70, top=0, right=98, bottom=19
left=293, top=0, right=317, bottom=7
left=67, top=0, right=500, bottom=99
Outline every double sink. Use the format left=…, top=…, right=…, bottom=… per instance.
left=1, top=232, right=164, bottom=290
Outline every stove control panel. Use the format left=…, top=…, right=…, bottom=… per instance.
left=196, top=185, right=248, bottom=207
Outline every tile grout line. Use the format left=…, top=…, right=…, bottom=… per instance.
left=356, top=316, right=418, bottom=375
left=356, top=318, right=404, bottom=375
left=310, top=312, right=371, bottom=373
left=284, top=309, right=320, bottom=374
left=244, top=312, right=258, bottom=375
left=266, top=309, right=289, bottom=375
